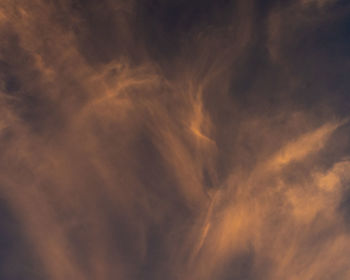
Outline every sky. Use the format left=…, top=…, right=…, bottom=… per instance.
left=1, top=0, right=350, bottom=279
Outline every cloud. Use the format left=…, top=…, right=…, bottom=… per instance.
left=0, top=1, right=350, bottom=280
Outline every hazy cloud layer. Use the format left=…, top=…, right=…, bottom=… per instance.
left=1, top=0, right=350, bottom=279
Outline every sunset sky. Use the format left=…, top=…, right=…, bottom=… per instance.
left=1, top=1, right=350, bottom=279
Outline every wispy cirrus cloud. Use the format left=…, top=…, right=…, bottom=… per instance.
left=0, top=1, right=350, bottom=280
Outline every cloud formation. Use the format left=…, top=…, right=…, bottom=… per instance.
left=0, top=0, right=350, bottom=279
